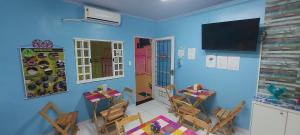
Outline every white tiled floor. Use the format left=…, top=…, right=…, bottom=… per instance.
left=77, top=100, right=249, bottom=135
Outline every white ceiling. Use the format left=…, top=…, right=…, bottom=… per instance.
left=67, top=0, right=234, bottom=20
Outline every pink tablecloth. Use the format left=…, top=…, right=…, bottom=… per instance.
left=83, top=88, right=121, bottom=103
left=179, top=86, right=215, bottom=99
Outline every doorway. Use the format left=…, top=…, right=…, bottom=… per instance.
left=135, top=37, right=153, bottom=105
left=153, top=37, right=175, bottom=105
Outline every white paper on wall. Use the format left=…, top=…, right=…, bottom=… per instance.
left=188, top=48, right=196, bottom=60
left=217, top=56, right=228, bottom=69
left=227, top=56, right=240, bottom=70
left=178, top=49, right=185, bottom=58
left=206, top=55, right=216, bottom=68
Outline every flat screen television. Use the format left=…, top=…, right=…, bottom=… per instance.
left=202, top=18, right=260, bottom=51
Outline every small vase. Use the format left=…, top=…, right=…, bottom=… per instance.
left=151, top=123, right=161, bottom=134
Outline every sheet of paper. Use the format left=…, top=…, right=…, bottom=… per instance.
left=188, top=48, right=196, bottom=60
left=178, top=49, right=185, bottom=58
left=206, top=55, right=216, bottom=68
left=217, top=56, right=228, bottom=69
left=227, top=56, right=240, bottom=70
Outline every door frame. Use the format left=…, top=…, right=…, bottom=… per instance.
left=152, top=36, right=175, bottom=105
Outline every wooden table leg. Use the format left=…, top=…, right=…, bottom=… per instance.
left=200, top=104, right=210, bottom=120
left=193, top=99, right=210, bottom=120
left=192, top=99, right=203, bottom=107
left=92, top=102, right=97, bottom=122
left=111, top=97, right=115, bottom=105
left=92, top=102, right=101, bottom=135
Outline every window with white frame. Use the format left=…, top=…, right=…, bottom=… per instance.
left=75, top=39, right=124, bottom=83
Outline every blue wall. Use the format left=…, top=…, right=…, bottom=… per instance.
left=0, top=0, right=265, bottom=134
left=156, top=0, right=265, bottom=129
left=0, top=0, right=157, bottom=135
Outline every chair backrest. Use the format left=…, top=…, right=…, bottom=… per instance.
left=172, top=98, right=181, bottom=112
left=104, top=100, right=129, bottom=122
left=39, top=102, right=64, bottom=133
left=164, top=84, right=176, bottom=100
left=173, top=98, right=193, bottom=108
left=181, top=115, right=211, bottom=134
left=172, top=98, right=200, bottom=116
left=115, top=113, right=143, bottom=135
left=230, top=101, right=245, bottom=117
left=211, top=101, right=245, bottom=133
left=123, top=87, right=133, bottom=103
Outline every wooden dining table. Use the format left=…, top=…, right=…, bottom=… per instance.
left=126, top=115, right=198, bottom=135
left=179, top=86, right=215, bottom=108
left=179, top=86, right=216, bottom=119
left=83, top=88, right=121, bottom=134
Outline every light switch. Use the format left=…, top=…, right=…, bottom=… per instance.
left=128, top=60, right=132, bottom=66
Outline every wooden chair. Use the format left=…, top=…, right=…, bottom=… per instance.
left=164, top=85, right=189, bottom=113
left=39, top=102, right=79, bottom=135
left=179, top=101, right=245, bottom=135
left=99, top=99, right=129, bottom=133
left=179, top=115, right=211, bottom=135
left=115, top=113, right=143, bottom=135
left=172, top=98, right=200, bottom=117
left=164, top=85, right=184, bottom=100
left=210, top=101, right=246, bottom=135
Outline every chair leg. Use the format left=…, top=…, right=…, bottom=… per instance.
left=178, top=115, right=183, bottom=124
left=223, top=127, right=233, bottom=135
left=168, top=106, right=173, bottom=113
left=100, top=125, right=106, bottom=133
left=104, top=125, right=109, bottom=134
left=228, top=122, right=233, bottom=133
left=169, top=103, right=176, bottom=114
left=230, top=119, right=235, bottom=133
left=222, top=128, right=228, bottom=135
left=71, top=124, right=79, bottom=135
left=61, top=131, right=68, bottom=135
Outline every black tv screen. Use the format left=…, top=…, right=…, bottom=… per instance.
left=202, top=18, right=260, bottom=51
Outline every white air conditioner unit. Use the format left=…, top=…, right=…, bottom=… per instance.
left=84, top=6, right=121, bottom=26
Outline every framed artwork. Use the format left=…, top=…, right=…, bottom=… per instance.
left=20, top=48, right=67, bottom=99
